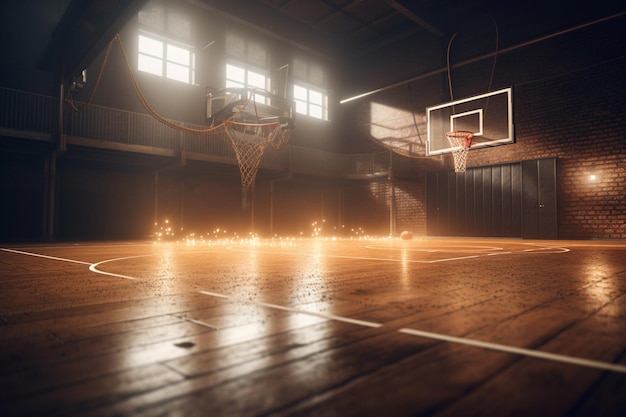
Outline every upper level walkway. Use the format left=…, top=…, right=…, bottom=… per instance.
left=0, top=86, right=394, bottom=180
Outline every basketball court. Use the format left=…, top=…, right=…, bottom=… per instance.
left=1, top=0, right=624, bottom=416
left=1, top=237, right=625, bottom=416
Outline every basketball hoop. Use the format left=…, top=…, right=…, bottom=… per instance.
left=445, top=131, right=474, bottom=173
left=223, top=119, right=291, bottom=208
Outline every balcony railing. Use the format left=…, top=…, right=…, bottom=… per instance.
left=1, top=87, right=389, bottom=178
left=0, top=87, right=57, bottom=138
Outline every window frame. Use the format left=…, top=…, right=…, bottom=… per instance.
left=293, top=83, right=329, bottom=121
left=225, top=62, right=270, bottom=104
left=137, top=33, right=195, bottom=84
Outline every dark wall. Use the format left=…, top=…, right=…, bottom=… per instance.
left=253, top=177, right=388, bottom=238
left=0, top=150, right=47, bottom=242
left=426, top=159, right=560, bottom=239
left=68, top=0, right=341, bottom=152
left=56, top=159, right=154, bottom=240
left=52, top=156, right=249, bottom=241
left=467, top=55, right=625, bottom=239
left=0, top=1, right=68, bottom=95
left=1, top=2, right=624, bottom=242
left=337, top=13, right=626, bottom=240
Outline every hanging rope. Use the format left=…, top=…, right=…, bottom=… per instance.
left=484, top=15, right=499, bottom=113
left=67, top=39, right=114, bottom=111
left=446, top=32, right=458, bottom=104
left=446, top=15, right=500, bottom=107
left=114, top=34, right=230, bottom=134
left=67, top=34, right=253, bottom=134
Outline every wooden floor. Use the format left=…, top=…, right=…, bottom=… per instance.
left=1, top=237, right=625, bottom=416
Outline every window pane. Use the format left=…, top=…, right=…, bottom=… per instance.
left=294, top=85, right=308, bottom=101
left=166, top=62, right=189, bottom=83
left=167, top=44, right=189, bottom=65
left=138, top=54, right=163, bottom=76
left=309, top=89, right=323, bottom=105
left=293, top=84, right=327, bottom=120
left=295, top=100, right=308, bottom=115
left=247, top=70, right=266, bottom=90
left=309, top=104, right=323, bottom=119
left=138, top=35, right=163, bottom=58
left=226, top=64, right=245, bottom=83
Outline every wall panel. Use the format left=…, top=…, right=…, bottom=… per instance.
left=426, top=158, right=556, bottom=238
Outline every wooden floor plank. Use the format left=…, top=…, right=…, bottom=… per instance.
left=1, top=239, right=625, bottom=416
left=413, top=298, right=626, bottom=416
left=164, top=321, right=365, bottom=378
left=570, top=367, right=626, bottom=417
left=1, top=363, right=185, bottom=417
left=132, top=333, right=516, bottom=417
left=79, top=327, right=435, bottom=417
left=430, top=354, right=608, bottom=416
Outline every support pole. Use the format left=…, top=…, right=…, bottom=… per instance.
left=250, top=185, right=255, bottom=233
left=44, top=152, right=57, bottom=241
left=270, top=181, right=275, bottom=236
left=179, top=179, right=185, bottom=236
left=389, top=151, right=396, bottom=237
left=44, top=81, right=67, bottom=241
left=337, top=187, right=343, bottom=233
left=153, top=170, right=159, bottom=233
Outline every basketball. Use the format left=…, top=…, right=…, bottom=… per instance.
left=400, top=230, right=413, bottom=240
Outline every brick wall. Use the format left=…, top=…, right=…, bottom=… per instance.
left=393, top=179, right=427, bottom=235
left=467, top=58, right=626, bottom=239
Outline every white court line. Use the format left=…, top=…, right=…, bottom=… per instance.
left=4, top=246, right=620, bottom=374
left=1, top=247, right=144, bottom=281
left=399, top=328, right=626, bottom=374
left=365, top=244, right=504, bottom=253
left=227, top=242, right=569, bottom=264
left=225, top=246, right=434, bottom=264
left=226, top=246, right=483, bottom=264
left=198, top=290, right=382, bottom=328
left=200, top=288, right=626, bottom=374
left=521, top=243, right=570, bottom=253
left=426, top=255, right=481, bottom=263
left=89, top=255, right=153, bottom=281
left=0, top=248, right=92, bottom=265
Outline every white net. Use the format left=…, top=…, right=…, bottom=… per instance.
left=445, top=131, right=473, bottom=173
left=224, top=120, right=291, bottom=188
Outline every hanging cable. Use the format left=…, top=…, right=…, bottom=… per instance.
left=114, top=34, right=230, bottom=134
left=486, top=15, right=499, bottom=94
left=446, top=15, right=499, bottom=113
left=483, top=15, right=500, bottom=114
left=446, top=32, right=458, bottom=104
left=68, top=33, right=253, bottom=134
left=67, top=38, right=115, bottom=111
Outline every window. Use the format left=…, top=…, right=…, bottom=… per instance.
left=138, top=34, right=195, bottom=84
left=226, top=63, right=269, bottom=104
left=294, top=84, right=328, bottom=120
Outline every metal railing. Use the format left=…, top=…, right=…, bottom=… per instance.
left=0, top=87, right=57, bottom=135
left=1, top=86, right=390, bottom=178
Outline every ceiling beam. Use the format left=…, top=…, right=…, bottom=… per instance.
left=188, top=0, right=343, bottom=59
left=39, top=0, right=148, bottom=84
left=383, top=0, right=444, bottom=37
